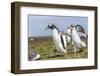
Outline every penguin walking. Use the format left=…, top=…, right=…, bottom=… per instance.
left=45, top=23, right=67, bottom=55
left=70, top=24, right=87, bottom=53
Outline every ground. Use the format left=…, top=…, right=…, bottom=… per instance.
left=28, top=36, right=88, bottom=60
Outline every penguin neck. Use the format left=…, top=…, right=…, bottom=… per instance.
left=67, top=29, right=71, bottom=35
left=71, top=28, right=77, bottom=34
left=52, top=28, right=60, bottom=35
left=71, top=27, right=82, bottom=43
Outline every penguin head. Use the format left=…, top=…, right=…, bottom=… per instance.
left=47, top=23, right=56, bottom=30
left=70, top=24, right=86, bottom=33
left=45, top=23, right=60, bottom=31
left=70, top=24, right=76, bottom=29
left=76, top=24, right=85, bottom=33
left=70, top=24, right=76, bottom=33
left=70, top=24, right=75, bottom=28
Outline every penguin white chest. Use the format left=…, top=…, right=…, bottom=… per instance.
left=71, top=28, right=85, bottom=48
left=71, top=29, right=81, bottom=44
left=53, top=29, right=60, bottom=43
left=52, top=29, right=66, bottom=52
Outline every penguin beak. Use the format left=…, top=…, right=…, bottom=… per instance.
left=44, top=26, right=49, bottom=31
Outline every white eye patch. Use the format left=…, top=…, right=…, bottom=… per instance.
left=48, top=23, right=52, bottom=27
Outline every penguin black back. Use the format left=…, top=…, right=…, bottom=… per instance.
left=60, top=35, right=66, bottom=49
left=76, top=24, right=85, bottom=33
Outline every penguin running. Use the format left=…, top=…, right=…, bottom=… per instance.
left=70, top=24, right=87, bottom=53
left=45, top=23, right=67, bottom=55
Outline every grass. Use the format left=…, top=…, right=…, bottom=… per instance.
left=28, top=36, right=88, bottom=60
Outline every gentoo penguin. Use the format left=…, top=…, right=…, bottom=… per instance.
left=70, top=24, right=87, bottom=53
left=45, top=23, right=67, bottom=55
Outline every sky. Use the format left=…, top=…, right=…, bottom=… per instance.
left=28, top=15, right=88, bottom=37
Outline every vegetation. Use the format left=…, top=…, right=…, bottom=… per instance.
left=28, top=36, right=88, bottom=60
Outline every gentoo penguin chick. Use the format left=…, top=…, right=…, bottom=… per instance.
left=70, top=24, right=87, bottom=53
left=45, top=23, right=67, bottom=55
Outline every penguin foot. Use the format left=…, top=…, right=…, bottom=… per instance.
left=63, top=53, right=67, bottom=58
left=74, top=51, right=77, bottom=53
left=65, top=53, right=67, bottom=56
left=53, top=49, right=57, bottom=53
left=63, top=52, right=67, bottom=56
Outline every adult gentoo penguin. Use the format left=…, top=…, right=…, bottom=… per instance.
left=70, top=24, right=87, bottom=53
left=45, top=23, right=67, bottom=55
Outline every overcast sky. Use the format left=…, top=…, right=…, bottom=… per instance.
left=28, top=15, right=88, bottom=37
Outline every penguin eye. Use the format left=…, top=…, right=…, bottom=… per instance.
left=48, top=25, right=50, bottom=27
left=48, top=24, right=52, bottom=27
